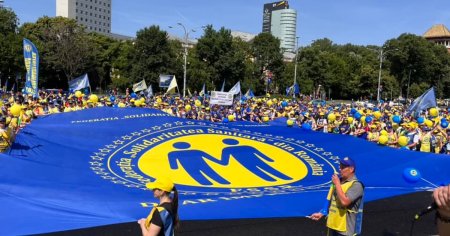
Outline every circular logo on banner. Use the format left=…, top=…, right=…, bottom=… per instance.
left=90, top=122, right=339, bottom=196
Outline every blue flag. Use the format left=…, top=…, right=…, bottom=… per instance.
left=23, top=38, right=39, bottom=97
left=244, top=89, right=254, bottom=98
left=294, top=83, right=300, bottom=94
left=0, top=108, right=449, bottom=235
left=407, top=87, right=437, bottom=116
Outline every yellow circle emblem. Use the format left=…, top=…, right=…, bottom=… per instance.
left=138, top=134, right=308, bottom=188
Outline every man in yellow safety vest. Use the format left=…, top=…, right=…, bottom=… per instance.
left=310, top=157, right=365, bottom=236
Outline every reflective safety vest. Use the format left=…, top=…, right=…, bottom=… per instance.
left=326, top=180, right=364, bottom=235
left=145, top=206, right=174, bottom=236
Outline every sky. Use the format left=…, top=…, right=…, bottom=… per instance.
left=5, top=0, right=450, bottom=46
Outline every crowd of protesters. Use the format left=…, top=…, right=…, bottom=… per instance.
left=1, top=89, right=450, bottom=155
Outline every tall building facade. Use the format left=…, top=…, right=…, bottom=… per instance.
left=262, top=1, right=297, bottom=52
left=56, top=0, right=112, bottom=34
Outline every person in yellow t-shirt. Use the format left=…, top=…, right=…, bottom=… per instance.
left=310, top=157, right=364, bottom=236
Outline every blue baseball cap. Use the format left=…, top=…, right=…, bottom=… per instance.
left=339, top=157, right=355, bottom=167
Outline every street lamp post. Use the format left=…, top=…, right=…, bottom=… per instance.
left=170, top=23, right=196, bottom=97
left=293, top=36, right=299, bottom=98
left=177, top=23, right=189, bottom=98
left=375, top=48, right=398, bottom=102
left=406, top=68, right=415, bottom=100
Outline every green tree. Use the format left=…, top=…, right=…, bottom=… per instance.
left=130, top=25, right=179, bottom=93
left=0, top=8, right=22, bottom=85
left=20, top=16, right=94, bottom=88
left=386, top=33, right=450, bottom=98
left=195, top=25, right=247, bottom=93
left=251, top=33, right=284, bottom=94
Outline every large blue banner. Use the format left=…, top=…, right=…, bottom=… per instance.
left=23, top=38, right=39, bottom=97
left=0, top=108, right=449, bottom=235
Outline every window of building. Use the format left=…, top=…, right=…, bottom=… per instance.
left=90, top=6, right=92, bottom=9
left=85, top=18, right=88, bottom=22
left=76, top=16, right=78, bottom=20
left=108, top=30, right=110, bottom=33
left=81, top=17, right=83, bottom=21
left=108, top=17, right=110, bottom=20
left=90, top=12, right=92, bottom=16
left=90, top=26, right=92, bottom=30
left=80, top=10, right=83, bottom=14
left=103, top=16, right=106, bottom=19
left=80, top=3, right=83, bottom=7
left=85, top=12, right=88, bottom=15
left=76, top=2, right=78, bottom=5
left=76, top=9, right=78, bottom=13
left=95, top=7, right=97, bottom=10
left=94, top=27, right=97, bottom=31
left=108, top=4, right=110, bottom=7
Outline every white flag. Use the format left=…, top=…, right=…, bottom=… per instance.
left=165, top=76, right=178, bottom=94
left=132, top=79, right=147, bottom=92
left=228, top=81, right=241, bottom=95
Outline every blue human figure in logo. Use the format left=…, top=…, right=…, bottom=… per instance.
left=168, top=142, right=230, bottom=186
left=219, top=138, right=292, bottom=182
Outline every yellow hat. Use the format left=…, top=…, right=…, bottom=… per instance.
left=146, top=177, right=174, bottom=192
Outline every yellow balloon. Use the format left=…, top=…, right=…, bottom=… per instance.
left=267, top=100, right=273, bottom=106
left=156, top=98, right=162, bottom=104
left=347, top=117, right=354, bottom=123
left=429, top=107, right=438, bottom=117
left=380, top=130, right=388, bottom=136
left=185, top=105, right=191, bottom=111
left=425, top=119, right=433, bottom=128
left=118, top=102, right=126, bottom=108
left=287, top=119, right=294, bottom=126
left=140, top=97, right=146, bottom=103
left=89, top=94, right=98, bottom=103
left=195, top=100, right=202, bottom=107
left=373, top=111, right=381, bottom=119
left=228, top=115, right=235, bottom=122
left=378, top=135, right=388, bottom=145
left=10, top=104, right=21, bottom=117
left=398, top=136, right=408, bottom=147
left=262, top=116, right=269, bottom=122
left=75, top=91, right=82, bottom=98
left=328, top=113, right=336, bottom=122
left=134, top=100, right=142, bottom=106
left=361, top=116, right=366, bottom=124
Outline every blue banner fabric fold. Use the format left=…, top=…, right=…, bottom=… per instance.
left=0, top=109, right=449, bottom=235
left=23, top=38, right=39, bottom=97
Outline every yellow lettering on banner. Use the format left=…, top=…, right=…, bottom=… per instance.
left=293, top=150, right=324, bottom=176
left=31, top=52, right=37, bottom=91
